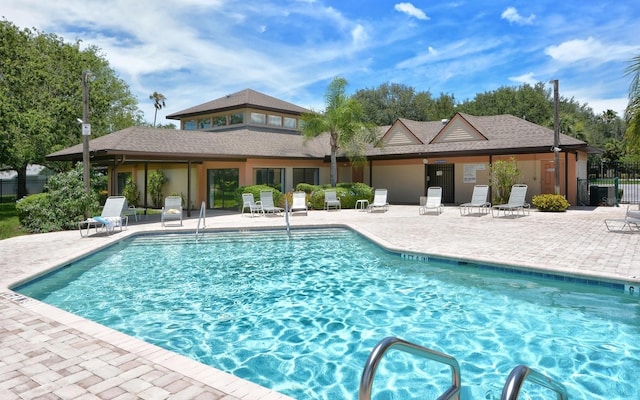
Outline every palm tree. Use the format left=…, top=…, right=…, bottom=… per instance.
left=625, top=54, right=640, bottom=149
left=149, top=91, right=167, bottom=127
left=300, top=77, right=378, bottom=187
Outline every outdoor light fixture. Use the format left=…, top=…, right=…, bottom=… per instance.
left=551, top=146, right=562, bottom=152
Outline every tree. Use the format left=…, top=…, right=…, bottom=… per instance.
left=0, top=19, right=142, bottom=198
left=301, top=77, right=378, bottom=187
left=149, top=91, right=167, bottom=127
left=625, top=53, right=640, bottom=152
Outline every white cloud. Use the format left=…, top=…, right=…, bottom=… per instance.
left=508, top=72, right=537, bottom=85
left=501, top=7, right=535, bottom=25
left=394, top=3, right=429, bottom=20
left=545, top=37, right=636, bottom=64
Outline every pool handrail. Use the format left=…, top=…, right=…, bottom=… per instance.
left=501, top=364, right=568, bottom=400
left=358, top=336, right=461, bottom=400
left=195, top=201, right=206, bottom=242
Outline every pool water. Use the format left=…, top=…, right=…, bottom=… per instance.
left=15, top=228, right=640, bottom=399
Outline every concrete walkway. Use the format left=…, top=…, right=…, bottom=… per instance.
left=1, top=205, right=639, bottom=399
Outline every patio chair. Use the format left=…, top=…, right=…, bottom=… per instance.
left=419, top=186, right=444, bottom=215
left=260, top=191, right=284, bottom=215
left=290, top=191, right=308, bottom=216
left=367, top=189, right=389, bottom=212
left=241, top=193, right=263, bottom=217
left=324, top=190, right=341, bottom=211
left=79, top=196, right=128, bottom=237
left=161, top=196, right=183, bottom=227
left=604, top=204, right=640, bottom=232
left=491, top=184, right=529, bottom=217
left=459, top=185, right=491, bottom=216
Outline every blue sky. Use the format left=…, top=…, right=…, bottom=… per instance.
left=3, top=0, right=639, bottom=126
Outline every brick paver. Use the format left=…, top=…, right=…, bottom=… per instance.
left=1, top=206, right=638, bottom=399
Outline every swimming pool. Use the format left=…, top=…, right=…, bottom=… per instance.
left=14, top=228, right=640, bottom=399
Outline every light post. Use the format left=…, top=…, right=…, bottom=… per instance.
left=551, top=79, right=560, bottom=195
left=82, top=70, right=91, bottom=194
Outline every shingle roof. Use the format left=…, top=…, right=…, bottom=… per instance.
left=46, top=113, right=589, bottom=163
left=46, top=126, right=330, bottom=162
left=166, top=89, right=310, bottom=119
left=366, top=113, right=587, bottom=157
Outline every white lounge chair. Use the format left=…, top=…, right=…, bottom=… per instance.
left=605, top=204, right=640, bottom=232
left=492, top=184, right=529, bottom=217
left=79, top=196, right=128, bottom=237
left=459, top=185, right=491, bottom=215
left=161, top=196, right=183, bottom=226
left=419, top=186, right=444, bottom=215
left=367, top=189, right=389, bottom=212
left=290, top=191, right=308, bottom=215
left=324, top=190, right=341, bottom=210
left=260, top=191, right=284, bottom=215
left=241, top=193, right=263, bottom=217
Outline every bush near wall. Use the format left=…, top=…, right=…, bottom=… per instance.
left=304, top=182, right=374, bottom=210
left=235, top=185, right=284, bottom=211
left=532, top=194, right=570, bottom=212
left=236, top=183, right=375, bottom=211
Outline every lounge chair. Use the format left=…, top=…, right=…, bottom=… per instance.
left=367, top=189, right=389, bottom=212
left=260, top=191, right=284, bottom=215
left=290, top=191, right=308, bottom=215
left=161, top=196, right=183, bottom=227
left=79, top=196, right=128, bottom=237
left=419, top=186, right=444, bottom=215
left=241, top=193, right=263, bottom=217
left=324, top=190, right=341, bottom=211
left=459, top=185, right=491, bottom=216
left=605, top=204, right=640, bottom=232
left=491, top=184, right=529, bottom=217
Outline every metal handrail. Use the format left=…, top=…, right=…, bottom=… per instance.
left=195, top=201, right=206, bottom=242
left=501, top=365, right=568, bottom=400
left=358, top=337, right=461, bottom=400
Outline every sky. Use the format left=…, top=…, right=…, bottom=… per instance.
left=3, top=0, right=640, bottom=127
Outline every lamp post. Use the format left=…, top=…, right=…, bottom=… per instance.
left=82, top=70, right=91, bottom=194
left=551, top=79, right=560, bottom=195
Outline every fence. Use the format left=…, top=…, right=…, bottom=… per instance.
left=578, top=160, right=640, bottom=206
left=0, top=176, right=49, bottom=203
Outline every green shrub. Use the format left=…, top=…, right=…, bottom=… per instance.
left=307, top=183, right=374, bottom=210
left=235, top=185, right=283, bottom=210
left=16, top=165, right=97, bottom=233
left=148, top=170, right=167, bottom=208
left=532, top=194, right=570, bottom=212
left=489, top=158, right=522, bottom=205
left=122, top=177, right=140, bottom=207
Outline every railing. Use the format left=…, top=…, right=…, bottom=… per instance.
left=195, top=201, right=206, bottom=242
left=284, top=198, right=290, bottom=233
left=358, top=337, right=461, bottom=400
left=501, top=365, right=568, bottom=400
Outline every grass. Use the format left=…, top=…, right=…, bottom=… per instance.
left=0, top=202, right=28, bottom=240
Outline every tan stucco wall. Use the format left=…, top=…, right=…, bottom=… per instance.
left=111, top=149, right=584, bottom=209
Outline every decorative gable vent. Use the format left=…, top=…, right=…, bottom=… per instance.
left=433, top=118, right=485, bottom=143
left=383, top=125, right=422, bottom=146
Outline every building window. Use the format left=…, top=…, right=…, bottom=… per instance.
left=213, top=116, right=226, bottom=127
left=251, top=112, right=266, bottom=124
left=254, top=168, right=284, bottom=192
left=230, top=112, right=244, bottom=125
left=293, top=168, right=319, bottom=187
left=268, top=115, right=282, bottom=127
left=184, top=119, right=196, bottom=130
left=198, top=117, right=211, bottom=129
left=284, top=117, right=297, bottom=129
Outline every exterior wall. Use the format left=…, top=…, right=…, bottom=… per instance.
left=110, top=149, right=584, bottom=209
left=370, top=159, right=424, bottom=204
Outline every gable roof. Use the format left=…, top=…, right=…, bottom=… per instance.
left=166, top=88, right=310, bottom=119
left=370, top=112, right=587, bottom=158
